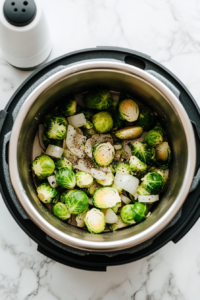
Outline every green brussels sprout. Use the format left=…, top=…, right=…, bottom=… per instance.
left=64, top=190, right=89, bottom=215
left=52, top=202, right=71, bottom=220
left=60, top=99, right=77, bottom=117
left=118, top=98, right=139, bottom=122
left=112, top=202, right=121, bottom=214
left=129, top=156, right=147, bottom=177
left=82, top=119, right=94, bottom=129
left=96, top=172, right=114, bottom=187
left=144, top=126, right=164, bottom=147
left=79, top=108, right=94, bottom=120
left=113, top=119, right=126, bottom=131
left=141, top=172, right=163, bottom=194
left=55, top=155, right=73, bottom=170
left=56, top=167, right=76, bottom=189
left=137, top=185, right=150, bottom=195
left=87, top=180, right=101, bottom=196
left=155, top=142, right=171, bottom=169
left=132, top=202, right=148, bottom=222
left=113, top=162, right=131, bottom=175
left=92, top=111, right=113, bottom=133
left=85, top=128, right=98, bottom=136
left=42, top=131, right=62, bottom=149
left=149, top=167, right=168, bottom=189
left=85, top=89, right=113, bottom=110
left=75, top=171, right=94, bottom=188
left=84, top=208, right=106, bottom=233
left=51, top=186, right=62, bottom=204
left=129, top=141, right=154, bottom=164
left=114, top=141, right=123, bottom=150
left=109, top=215, right=128, bottom=231
left=115, top=126, right=143, bottom=140
left=93, top=142, right=115, bottom=166
left=60, top=189, right=78, bottom=204
left=108, top=101, right=125, bottom=130
left=111, top=183, right=123, bottom=194
left=32, top=155, right=55, bottom=180
left=36, top=182, right=57, bottom=203
left=93, top=187, right=121, bottom=209
left=135, top=107, right=156, bottom=131
left=120, top=204, right=136, bottom=225
left=46, top=116, right=68, bottom=140
left=44, top=111, right=67, bottom=127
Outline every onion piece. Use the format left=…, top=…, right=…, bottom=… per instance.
left=38, top=124, right=46, bottom=150
left=110, top=91, right=120, bottom=102
left=67, top=113, right=86, bottom=128
left=85, top=134, right=113, bottom=157
left=78, top=159, right=95, bottom=174
left=138, top=195, right=159, bottom=203
left=99, top=166, right=112, bottom=173
left=74, top=94, right=85, bottom=107
left=91, top=168, right=106, bottom=180
left=105, top=208, right=118, bottom=224
left=63, top=149, right=79, bottom=164
left=47, top=175, right=59, bottom=188
left=76, top=210, right=88, bottom=228
left=45, top=145, right=63, bottom=158
left=66, top=125, right=86, bottom=158
left=114, top=173, right=139, bottom=195
left=121, top=194, right=131, bottom=205
left=89, top=198, right=93, bottom=206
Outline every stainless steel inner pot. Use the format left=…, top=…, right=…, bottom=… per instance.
left=9, top=60, right=196, bottom=252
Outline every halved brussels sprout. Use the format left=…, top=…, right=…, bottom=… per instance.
left=137, top=185, right=150, bottom=195
left=132, top=202, right=148, bottom=222
left=79, top=108, right=94, bottom=120
left=112, top=202, right=121, bottom=214
left=52, top=202, right=71, bottom=220
left=84, top=208, right=106, bottom=233
left=114, top=141, right=123, bottom=150
left=115, top=126, right=143, bottom=140
left=113, top=162, right=131, bottom=175
left=119, top=99, right=139, bottom=122
left=56, top=167, right=76, bottom=189
left=76, top=171, right=94, bottom=188
left=129, top=156, right=147, bottom=177
left=32, top=155, right=55, bottom=180
left=87, top=180, right=101, bottom=196
left=149, top=168, right=168, bottom=189
left=85, top=89, right=113, bottom=110
left=141, top=172, right=163, bottom=194
left=129, top=141, right=154, bottom=164
left=155, top=142, right=171, bottom=169
left=93, top=187, right=121, bottom=209
left=96, top=172, right=114, bottom=187
left=111, top=183, right=123, bottom=194
left=136, top=107, right=156, bottom=131
left=46, top=116, right=68, bottom=140
left=82, top=120, right=94, bottom=129
left=55, top=155, right=73, bottom=170
left=60, top=189, right=78, bottom=204
left=65, top=190, right=89, bottom=215
left=120, top=204, right=136, bottom=225
left=36, top=182, right=57, bottom=203
left=44, top=111, right=67, bottom=127
left=60, top=99, right=77, bottom=117
left=92, top=112, right=113, bottom=133
left=93, top=142, right=115, bottom=166
left=108, top=215, right=128, bottom=231
left=144, top=126, right=164, bottom=147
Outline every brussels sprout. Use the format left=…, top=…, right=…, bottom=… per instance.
left=82, top=119, right=94, bottom=129
left=136, top=107, right=156, bottom=131
left=46, top=116, right=68, bottom=140
left=129, top=156, right=147, bottom=176
left=36, top=182, right=57, bottom=203
left=96, top=172, right=114, bottom=187
left=79, top=108, right=94, bottom=120
left=113, top=119, right=126, bottom=131
left=112, top=202, right=121, bottom=214
left=87, top=180, right=101, bottom=196
left=141, top=172, right=163, bottom=194
left=155, top=142, right=171, bottom=169
left=129, top=141, right=154, bottom=164
left=85, top=128, right=98, bottom=136
left=120, top=204, right=136, bottom=225
left=149, top=167, right=168, bottom=189
left=44, top=112, right=68, bottom=127
left=93, top=187, right=121, bottom=209
left=85, top=89, right=113, bottom=110
left=132, top=202, right=148, bottom=222
left=129, top=192, right=138, bottom=201
left=111, top=183, right=123, bottom=194
left=144, top=126, right=164, bottom=147
left=84, top=208, right=106, bottom=233
left=52, top=202, right=71, bottom=220
left=60, top=99, right=77, bottom=117
left=137, top=185, right=150, bottom=195
left=92, top=111, right=113, bottom=133
left=56, top=167, right=76, bottom=189
left=55, top=155, right=73, bottom=170
left=119, top=99, right=139, bottom=122
left=60, top=189, right=78, bottom=204
left=113, top=162, right=131, bottom=175
left=76, top=171, right=94, bottom=188
left=93, top=142, right=115, bottom=166
left=109, top=215, right=128, bottom=231
left=115, top=126, right=143, bottom=140
left=64, top=190, right=89, bottom=215
left=32, top=155, right=55, bottom=180
left=109, top=101, right=125, bottom=130
left=51, top=186, right=62, bottom=204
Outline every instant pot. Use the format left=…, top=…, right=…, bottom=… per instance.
left=1, top=47, right=200, bottom=271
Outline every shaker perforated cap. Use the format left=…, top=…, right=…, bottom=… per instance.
left=3, top=0, right=36, bottom=26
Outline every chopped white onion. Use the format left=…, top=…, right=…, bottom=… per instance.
left=110, top=91, right=120, bottom=102
left=66, top=125, right=86, bottom=158
left=78, top=159, right=95, bottom=174
left=38, top=124, right=46, bottom=150
left=76, top=127, right=83, bottom=135
left=133, top=192, right=139, bottom=200
left=89, top=198, right=93, bottom=206
left=105, top=209, right=118, bottom=224
left=45, top=145, right=63, bottom=158
left=121, top=194, right=132, bottom=204
left=67, top=113, right=86, bottom=128
left=114, top=144, right=122, bottom=150
left=47, top=175, right=59, bottom=188
left=138, top=195, right=159, bottom=203
left=75, top=210, right=88, bottom=228
left=74, top=94, right=85, bottom=107
left=162, top=169, right=169, bottom=178
left=63, top=149, right=79, bottom=164
left=99, top=166, right=112, bottom=173
left=91, top=168, right=106, bottom=180
left=85, top=134, right=113, bottom=157
left=114, top=173, right=139, bottom=195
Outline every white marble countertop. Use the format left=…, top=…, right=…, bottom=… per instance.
left=1, top=0, right=200, bottom=299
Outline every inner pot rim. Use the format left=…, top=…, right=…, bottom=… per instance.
left=8, top=60, right=196, bottom=251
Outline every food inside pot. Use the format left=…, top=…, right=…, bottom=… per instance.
left=32, top=89, right=171, bottom=234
